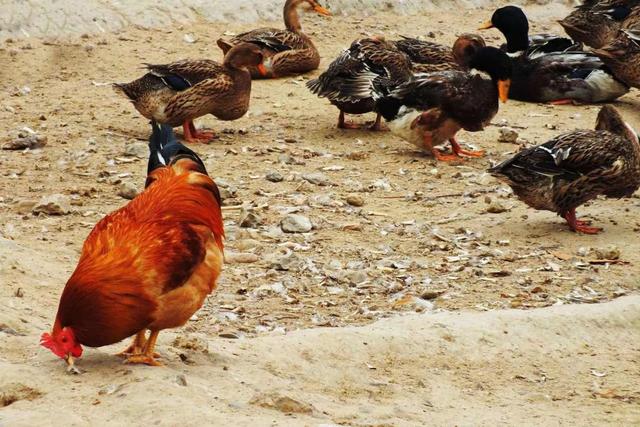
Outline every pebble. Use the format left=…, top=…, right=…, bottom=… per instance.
left=302, top=172, right=331, bottom=186
left=175, top=375, right=188, bottom=387
left=250, top=392, right=314, bottom=414
left=265, top=171, right=284, bottom=182
left=123, top=142, right=148, bottom=158
left=225, top=252, right=260, bottom=264
left=281, top=214, right=312, bottom=233
left=32, top=194, right=71, bottom=215
left=2, top=133, right=47, bottom=150
left=239, top=210, right=262, bottom=228
left=346, top=194, right=365, bottom=207
left=485, top=200, right=508, bottom=214
left=117, top=182, right=139, bottom=200
left=498, top=127, right=519, bottom=144
left=595, top=245, right=620, bottom=260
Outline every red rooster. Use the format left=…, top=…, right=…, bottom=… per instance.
left=41, top=122, right=224, bottom=369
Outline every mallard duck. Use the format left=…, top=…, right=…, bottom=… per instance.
left=479, top=5, right=581, bottom=57
left=375, top=47, right=512, bottom=162
left=559, top=0, right=638, bottom=49
left=217, top=0, right=331, bottom=79
left=392, top=33, right=486, bottom=73
left=593, top=26, right=640, bottom=88
left=489, top=105, right=640, bottom=234
left=479, top=5, right=629, bottom=104
left=306, top=36, right=413, bottom=131
left=113, top=43, right=263, bottom=143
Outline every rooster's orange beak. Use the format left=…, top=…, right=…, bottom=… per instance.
left=478, top=20, right=494, bottom=30
left=314, top=5, right=332, bottom=16
left=498, top=79, right=511, bottom=103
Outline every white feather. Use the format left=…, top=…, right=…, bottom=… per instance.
left=387, top=107, right=424, bottom=149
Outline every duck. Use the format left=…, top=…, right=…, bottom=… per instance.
left=392, top=33, right=486, bottom=73
left=374, top=47, right=512, bottom=162
left=559, top=0, right=638, bottom=49
left=593, top=26, right=640, bottom=88
left=479, top=5, right=629, bottom=104
left=489, top=105, right=640, bottom=234
left=113, top=43, right=263, bottom=143
left=306, top=36, right=414, bottom=131
left=217, top=0, right=331, bottom=79
left=479, top=5, right=581, bottom=57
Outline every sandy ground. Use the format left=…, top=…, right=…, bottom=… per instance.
left=1, top=3, right=639, bottom=425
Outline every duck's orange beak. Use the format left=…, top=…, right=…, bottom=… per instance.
left=478, top=20, right=494, bottom=30
left=314, top=5, right=332, bottom=16
left=498, top=79, right=511, bottom=103
left=257, top=63, right=269, bottom=77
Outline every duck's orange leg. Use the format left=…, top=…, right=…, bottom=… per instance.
left=563, top=208, right=603, bottom=234
left=188, top=121, right=215, bottom=142
left=450, top=137, right=485, bottom=157
left=549, top=99, right=575, bottom=106
left=337, top=111, right=362, bottom=129
left=369, top=114, right=388, bottom=132
left=423, top=133, right=460, bottom=162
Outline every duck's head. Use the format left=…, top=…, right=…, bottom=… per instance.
left=479, top=6, right=530, bottom=53
left=595, top=105, right=639, bottom=145
left=222, top=42, right=265, bottom=72
left=286, top=0, right=331, bottom=16
left=452, top=33, right=486, bottom=68
left=468, top=47, right=513, bottom=103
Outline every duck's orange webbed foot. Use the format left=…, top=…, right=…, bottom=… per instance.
left=549, top=99, right=577, bottom=106
left=564, top=209, right=603, bottom=234
left=337, top=111, right=363, bottom=130
left=369, top=114, right=388, bottom=132
left=450, top=138, right=485, bottom=158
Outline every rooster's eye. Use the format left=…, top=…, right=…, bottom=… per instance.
left=61, top=337, right=67, bottom=343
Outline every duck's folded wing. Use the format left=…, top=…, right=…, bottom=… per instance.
left=234, top=29, right=307, bottom=51
left=145, top=60, right=225, bottom=90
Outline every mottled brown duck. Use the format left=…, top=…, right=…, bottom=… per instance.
left=306, top=36, right=413, bottom=131
left=114, top=43, right=263, bottom=143
left=559, top=0, right=639, bottom=49
left=375, top=47, right=512, bottom=162
left=490, top=105, right=640, bottom=234
left=392, top=33, right=486, bottom=73
left=217, top=0, right=331, bottom=79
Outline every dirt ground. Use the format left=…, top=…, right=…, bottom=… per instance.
left=1, top=3, right=639, bottom=425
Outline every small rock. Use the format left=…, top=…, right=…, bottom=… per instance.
left=33, top=194, right=71, bottom=215
left=2, top=133, right=47, bottom=150
left=281, top=214, right=312, bottom=233
left=117, top=182, right=139, bottom=200
left=346, top=195, right=365, bottom=207
left=302, top=172, right=331, bottom=186
left=239, top=210, right=262, bottom=228
left=265, top=171, right=284, bottom=183
left=595, top=245, right=620, bottom=260
left=175, top=375, right=188, bottom=387
left=250, top=392, right=314, bottom=414
left=183, top=34, right=197, bottom=43
left=498, top=127, right=519, bottom=144
left=486, top=201, right=508, bottom=214
left=123, top=142, right=148, bottom=158
left=225, top=252, right=260, bottom=264
left=577, top=247, right=591, bottom=257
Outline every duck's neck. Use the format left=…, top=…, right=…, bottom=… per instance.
left=504, top=31, right=529, bottom=55
left=284, top=0, right=303, bottom=33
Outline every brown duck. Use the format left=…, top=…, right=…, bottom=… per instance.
left=217, top=0, right=331, bottom=79
left=113, top=43, right=263, bottom=143
left=559, top=0, right=638, bottom=49
left=392, top=33, right=486, bottom=73
left=375, top=47, right=512, bottom=161
left=306, top=36, right=413, bottom=131
left=593, top=24, right=640, bottom=88
left=490, top=105, right=640, bottom=234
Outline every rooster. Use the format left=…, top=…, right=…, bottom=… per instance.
left=41, top=122, right=224, bottom=369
